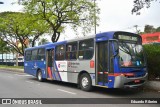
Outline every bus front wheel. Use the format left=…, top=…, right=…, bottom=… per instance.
left=79, top=73, right=92, bottom=91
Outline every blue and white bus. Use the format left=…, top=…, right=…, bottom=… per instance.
left=24, top=31, right=148, bottom=91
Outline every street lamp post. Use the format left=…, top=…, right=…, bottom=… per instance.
left=93, top=0, right=96, bottom=34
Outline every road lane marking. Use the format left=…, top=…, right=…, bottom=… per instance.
left=57, top=89, right=76, bottom=95
left=25, top=81, right=34, bottom=84
left=14, top=74, right=32, bottom=77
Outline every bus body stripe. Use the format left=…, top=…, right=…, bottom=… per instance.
left=54, top=60, right=62, bottom=81
left=108, top=73, right=134, bottom=76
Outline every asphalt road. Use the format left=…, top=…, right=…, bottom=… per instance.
left=0, top=69, right=159, bottom=107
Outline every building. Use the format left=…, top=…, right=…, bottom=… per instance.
left=141, top=32, right=160, bottom=44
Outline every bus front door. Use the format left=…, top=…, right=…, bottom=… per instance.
left=97, top=42, right=109, bottom=86
left=46, top=49, right=55, bottom=79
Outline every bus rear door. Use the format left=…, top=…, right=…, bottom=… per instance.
left=46, top=49, right=55, bottom=80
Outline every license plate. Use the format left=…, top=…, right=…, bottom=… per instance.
left=134, top=80, right=140, bottom=83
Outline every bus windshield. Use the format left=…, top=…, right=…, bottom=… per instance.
left=119, top=42, right=145, bottom=67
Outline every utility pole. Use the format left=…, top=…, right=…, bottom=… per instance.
left=93, top=0, right=96, bottom=34
left=134, top=25, right=140, bottom=34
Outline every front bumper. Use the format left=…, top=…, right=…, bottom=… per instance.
left=114, top=72, right=148, bottom=88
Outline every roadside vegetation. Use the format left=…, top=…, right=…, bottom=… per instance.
left=143, top=44, right=160, bottom=81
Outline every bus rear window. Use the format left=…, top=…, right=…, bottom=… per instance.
left=25, top=50, right=31, bottom=61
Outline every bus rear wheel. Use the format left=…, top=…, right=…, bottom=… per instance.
left=79, top=73, right=92, bottom=91
left=37, top=70, right=44, bottom=82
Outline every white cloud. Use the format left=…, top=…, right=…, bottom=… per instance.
left=0, top=0, right=160, bottom=41
left=0, top=0, right=23, bottom=12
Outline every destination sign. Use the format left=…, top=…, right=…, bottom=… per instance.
left=118, top=35, right=138, bottom=41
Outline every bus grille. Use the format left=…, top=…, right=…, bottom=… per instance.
left=124, top=80, right=145, bottom=85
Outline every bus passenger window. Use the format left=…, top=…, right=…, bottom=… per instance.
left=37, top=48, right=45, bottom=61
left=55, top=45, right=65, bottom=60
left=25, top=50, right=31, bottom=61
left=78, top=39, right=94, bottom=60
left=31, top=50, right=38, bottom=60
left=66, top=42, right=77, bottom=60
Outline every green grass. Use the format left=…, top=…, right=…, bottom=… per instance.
left=0, top=65, right=23, bottom=69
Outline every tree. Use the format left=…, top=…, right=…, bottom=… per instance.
left=38, top=38, right=49, bottom=45
left=0, top=39, right=10, bottom=64
left=156, top=27, right=160, bottom=32
left=132, top=0, right=160, bottom=15
left=144, top=25, right=156, bottom=33
left=0, top=12, right=50, bottom=56
left=134, top=25, right=141, bottom=34
left=21, top=0, right=99, bottom=42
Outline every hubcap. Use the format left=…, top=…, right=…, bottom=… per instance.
left=38, top=72, right=42, bottom=80
left=82, top=77, right=89, bottom=88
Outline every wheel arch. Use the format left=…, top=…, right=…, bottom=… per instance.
left=77, top=70, right=91, bottom=85
left=36, top=68, right=41, bottom=77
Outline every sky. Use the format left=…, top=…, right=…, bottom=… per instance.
left=0, top=0, right=160, bottom=42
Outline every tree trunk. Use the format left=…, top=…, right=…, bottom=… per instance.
left=16, top=53, right=18, bottom=66
left=2, top=52, right=3, bottom=65
left=51, top=32, right=60, bottom=42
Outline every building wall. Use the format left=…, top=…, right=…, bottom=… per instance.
left=141, top=32, right=160, bottom=44
left=0, top=54, right=14, bottom=62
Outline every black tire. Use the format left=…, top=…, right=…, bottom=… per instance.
left=37, top=70, right=44, bottom=82
left=79, top=73, right=92, bottom=91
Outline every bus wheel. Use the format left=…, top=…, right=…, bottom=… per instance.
left=79, top=73, right=92, bottom=91
left=37, top=70, right=43, bottom=82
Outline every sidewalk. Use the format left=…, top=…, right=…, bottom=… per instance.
left=0, top=67, right=24, bottom=73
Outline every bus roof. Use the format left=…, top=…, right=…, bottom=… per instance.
left=25, top=31, right=138, bottom=51
left=25, top=41, right=66, bottom=51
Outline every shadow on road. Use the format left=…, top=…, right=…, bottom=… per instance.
left=29, top=77, right=145, bottom=97
left=92, top=87, right=143, bottom=97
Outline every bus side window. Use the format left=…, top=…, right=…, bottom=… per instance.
left=66, top=42, right=77, bottom=60
left=31, top=49, right=38, bottom=61
left=37, top=48, right=45, bottom=61
left=25, top=50, right=31, bottom=61
left=78, top=39, right=94, bottom=60
left=55, top=45, right=65, bottom=60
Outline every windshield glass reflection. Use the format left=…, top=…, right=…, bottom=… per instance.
left=119, top=42, right=145, bottom=67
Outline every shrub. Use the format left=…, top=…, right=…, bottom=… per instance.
left=143, top=44, right=160, bottom=80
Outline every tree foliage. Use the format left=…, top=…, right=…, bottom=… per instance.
left=143, top=44, right=160, bottom=80
left=0, top=12, right=50, bottom=55
left=156, top=27, right=160, bottom=32
left=38, top=38, right=49, bottom=45
left=21, top=0, right=100, bottom=42
left=0, top=39, right=10, bottom=54
left=132, top=0, right=160, bottom=15
left=144, top=25, right=156, bottom=33
left=0, top=39, right=10, bottom=63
